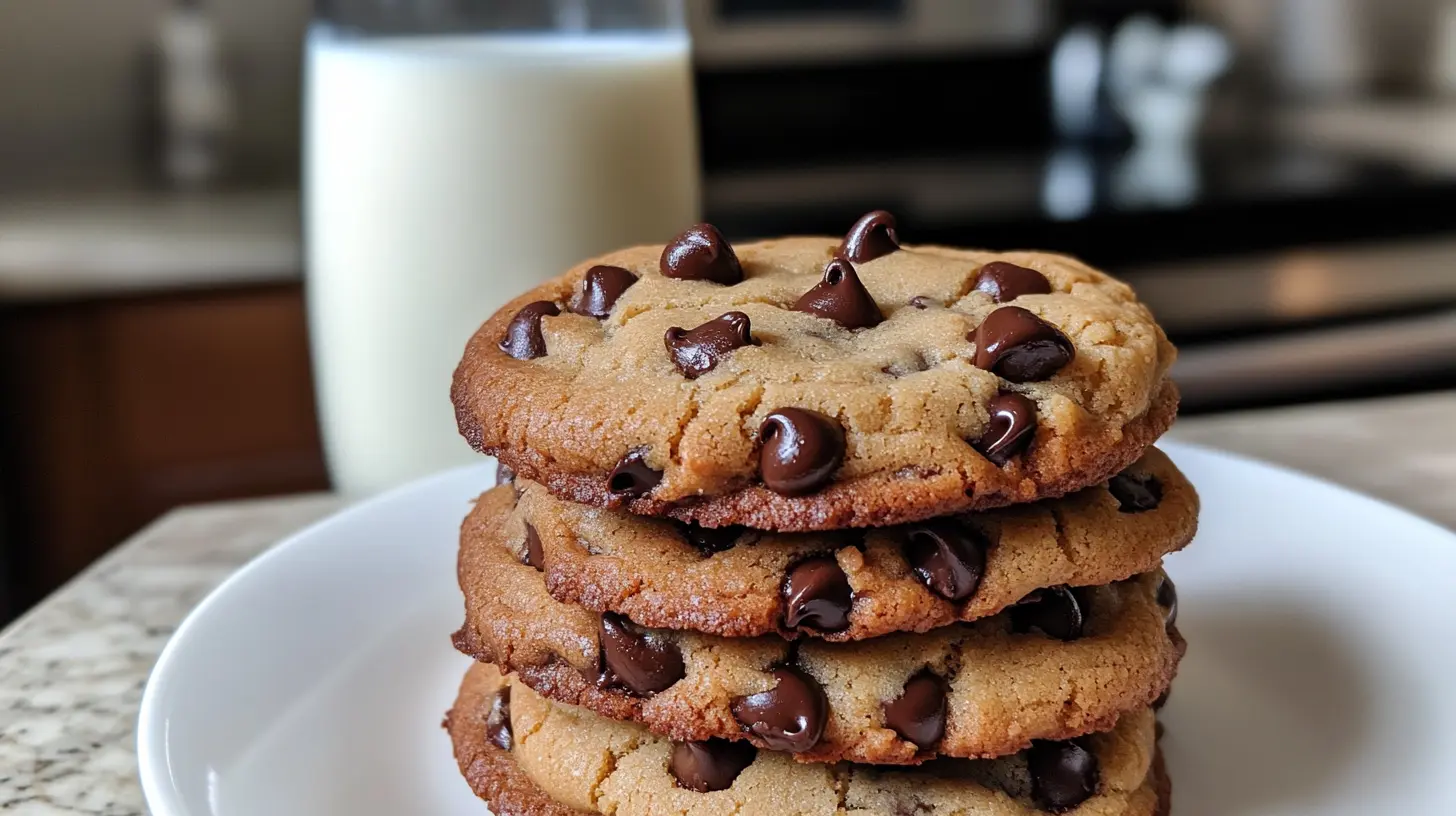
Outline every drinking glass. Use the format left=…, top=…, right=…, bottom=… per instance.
left=305, top=0, right=699, bottom=495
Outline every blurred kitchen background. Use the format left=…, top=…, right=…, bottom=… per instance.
left=2, top=0, right=1455, bottom=622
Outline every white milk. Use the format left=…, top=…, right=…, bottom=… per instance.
left=304, top=29, right=700, bottom=495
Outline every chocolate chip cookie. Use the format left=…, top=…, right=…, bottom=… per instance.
left=452, top=213, right=1178, bottom=531
left=506, top=446, right=1195, bottom=642
left=454, top=488, right=1184, bottom=765
left=446, top=662, right=1171, bottom=816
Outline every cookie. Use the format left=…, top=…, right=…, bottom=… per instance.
left=445, top=663, right=1171, bottom=816
left=508, top=447, right=1196, bottom=641
left=452, top=216, right=1178, bottom=531
left=453, top=488, right=1184, bottom=765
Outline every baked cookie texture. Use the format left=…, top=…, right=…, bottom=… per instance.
left=509, top=446, right=1196, bottom=641
left=454, top=488, right=1184, bottom=766
left=452, top=234, right=1178, bottom=531
left=445, top=662, right=1171, bottom=816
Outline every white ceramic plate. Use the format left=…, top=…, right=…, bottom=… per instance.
left=138, top=442, right=1456, bottom=815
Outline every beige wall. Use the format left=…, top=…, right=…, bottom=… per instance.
left=0, top=0, right=309, bottom=187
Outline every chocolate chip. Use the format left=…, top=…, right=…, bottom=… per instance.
left=607, top=448, right=662, bottom=503
left=973, top=392, right=1037, bottom=466
left=522, top=522, right=544, bottom=571
left=1153, top=687, right=1171, bottom=710
left=571, top=265, right=639, bottom=318
left=485, top=686, right=513, bottom=751
left=1157, top=575, right=1178, bottom=630
left=903, top=520, right=988, bottom=603
left=793, top=257, right=884, bottom=330
left=661, top=223, right=743, bottom=285
left=971, top=306, right=1075, bottom=383
left=883, top=671, right=948, bottom=750
left=598, top=612, right=685, bottom=697
left=669, top=739, right=757, bottom=793
left=499, top=301, right=561, bottom=360
left=495, top=462, right=516, bottom=486
left=1028, top=738, right=1099, bottom=812
left=839, top=210, right=901, bottom=263
left=973, top=262, right=1052, bottom=303
left=681, top=523, right=745, bottom=556
left=758, top=408, right=846, bottom=496
left=665, top=311, right=759, bottom=379
left=1108, top=472, right=1162, bottom=513
left=1011, top=586, right=1086, bottom=641
left=909, top=295, right=939, bottom=309
left=783, top=556, right=853, bottom=633
left=731, top=666, right=829, bottom=753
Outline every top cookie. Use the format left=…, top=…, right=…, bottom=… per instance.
left=453, top=213, right=1177, bottom=531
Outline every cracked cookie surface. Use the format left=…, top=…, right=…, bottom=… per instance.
left=452, top=231, right=1178, bottom=531
left=508, top=446, right=1196, bottom=641
left=445, top=663, right=1171, bottom=816
left=454, top=488, right=1184, bottom=765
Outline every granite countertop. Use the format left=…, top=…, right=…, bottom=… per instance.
left=1, top=391, right=1454, bottom=814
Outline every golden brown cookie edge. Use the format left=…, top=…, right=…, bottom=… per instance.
left=518, top=445, right=1198, bottom=642
left=451, top=253, right=1180, bottom=532
left=446, top=663, right=1174, bottom=816
left=454, top=490, right=1189, bottom=765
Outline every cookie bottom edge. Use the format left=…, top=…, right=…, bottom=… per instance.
left=445, top=665, right=1173, bottom=816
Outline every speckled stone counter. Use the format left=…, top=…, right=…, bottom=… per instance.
left=0, top=392, right=1453, bottom=815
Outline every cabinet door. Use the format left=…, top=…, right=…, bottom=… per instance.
left=98, top=286, right=329, bottom=517
left=0, top=285, right=330, bottom=604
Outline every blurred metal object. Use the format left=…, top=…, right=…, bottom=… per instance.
left=155, top=0, right=235, bottom=188
left=1124, top=237, right=1456, bottom=409
left=685, top=0, right=1050, bottom=67
left=1270, top=0, right=1372, bottom=99
left=1123, top=237, right=1456, bottom=332
left=1172, top=309, right=1456, bottom=408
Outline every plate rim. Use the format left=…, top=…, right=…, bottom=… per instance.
left=136, top=462, right=495, bottom=815
left=134, top=440, right=1456, bottom=815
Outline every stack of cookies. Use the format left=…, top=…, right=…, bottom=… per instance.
left=445, top=211, right=1196, bottom=816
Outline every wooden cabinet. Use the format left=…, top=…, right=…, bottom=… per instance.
left=0, top=283, right=329, bottom=612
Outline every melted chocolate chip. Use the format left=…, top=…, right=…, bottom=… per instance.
left=883, top=671, right=948, bottom=750
left=495, top=462, right=516, bottom=487
left=665, top=311, right=759, bottom=379
left=486, top=686, right=513, bottom=751
left=1153, top=687, right=1171, bottom=710
left=1157, top=575, right=1178, bottom=630
left=1108, top=472, right=1163, bottom=513
left=598, top=612, right=685, bottom=697
left=973, top=262, right=1052, bottom=303
left=499, top=301, right=561, bottom=360
left=902, top=520, right=988, bottom=603
left=783, top=556, right=853, bottom=633
left=971, top=306, right=1075, bottom=383
left=730, top=666, right=829, bottom=753
left=1011, top=586, right=1086, bottom=641
left=1028, top=738, right=1100, bottom=812
left=758, top=408, right=846, bottom=496
left=571, top=265, right=639, bottom=318
left=681, top=523, right=745, bottom=556
left=607, top=448, right=662, bottom=503
left=839, top=210, right=901, bottom=263
left=973, top=392, right=1037, bottom=466
left=669, top=739, right=757, bottom=793
left=909, top=295, right=940, bottom=310
left=522, top=522, right=544, bottom=571
left=661, top=223, right=743, bottom=285
left=793, top=257, right=884, bottom=330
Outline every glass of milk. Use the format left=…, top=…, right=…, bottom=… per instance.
left=304, top=0, right=700, bottom=496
